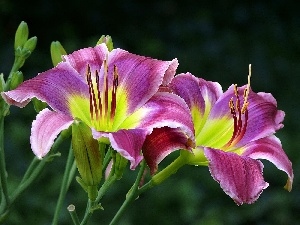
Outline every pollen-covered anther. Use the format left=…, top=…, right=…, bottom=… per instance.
left=186, top=137, right=196, bottom=149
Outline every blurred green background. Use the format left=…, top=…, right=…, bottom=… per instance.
left=1, top=0, right=299, bottom=224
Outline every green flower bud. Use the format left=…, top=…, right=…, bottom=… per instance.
left=114, top=153, right=128, bottom=180
left=97, top=35, right=113, bottom=51
left=14, top=46, right=23, bottom=57
left=9, top=71, right=23, bottom=90
left=14, top=21, right=29, bottom=50
left=60, top=126, right=72, bottom=139
left=0, top=74, right=9, bottom=117
left=50, top=41, right=67, bottom=66
left=72, top=120, right=102, bottom=201
left=32, top=98, right=47, bottom=113
left=0, top=73, right=5, bottom=92
left=23, top=36, right=37, bottom=54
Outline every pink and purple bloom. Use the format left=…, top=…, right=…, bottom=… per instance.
left=143, top=72, right=293, bottom=205
left=1, top=43, right=194, bottom=169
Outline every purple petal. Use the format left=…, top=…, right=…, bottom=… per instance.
left=209, top=85, right=284, bottom=147
left=170, top=73, right=223, bottom=137
left=30, top=108, right=73, bottom=158
left=108, top=50, right=178, bottom=115
left=171, top=73, right=223, bottom=111
left=242, top=135, right=293, bottom=191
left=95, top=129, right=147, bottom=170
left=161, top=59, right=179, bottom=86
left=204, top=148, right=269, bottom=205
left=120, top=92, right=195, bottom=141
left=1, top=62, right=88, bottom=116
left=143, top=127, right=193, bottom=174
left=63, top=44, right=108, bottom=78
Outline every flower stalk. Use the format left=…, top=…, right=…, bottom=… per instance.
left=68, top=204, right=80, bottom=225
left=109, top=161, right=147, bottom=225
left=52, top=145, right=76, bottom=225
left=0, top=132, right=68, bottom=223
left=0, top=116, right=10, bottom=211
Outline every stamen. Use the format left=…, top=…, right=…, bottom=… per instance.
left=85, top=60, right=120, bottom=131
left=95, top=70, right=102, bottom=119
left=86, top=65, right=98, bottom=120
left=242, top=64, right=251, bottom=113
left=86, top=65, right=94, bottom=120
left=110, top=65, right=119, bottom=121
left=224, top=64, right=252, bottom=149
left=103, top=59, right=108, bottom=118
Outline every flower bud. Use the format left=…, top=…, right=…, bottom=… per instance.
left=23, top=36, right=37, bottom=54
left=114, top=153, right=128, bottom=180
left=0, top=74, right=9, bottom=117
left=9, top=71, right=23, bottom=90
left=14, top=21, right=29, bottom=50
left=97, top=35, right=113, bottom=51
left=32, top=98, right=47, bottom=113
left=72, top=120, right=102, bottom=200
left=50, top=41, right=67, bottom=66
left=0, top=73, right=5, bottom=92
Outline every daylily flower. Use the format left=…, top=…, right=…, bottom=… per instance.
left=143, top=72, right=293, bottom=205
left=1, top=43, right=194, bottom=169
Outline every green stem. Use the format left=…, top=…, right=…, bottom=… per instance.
left=0, top=116, right=10, bottom=209
left=52, top=145, right=76, bottom=225
left=80, top=173, right=118, bottom=225
left=9, top=58, right=20, bottom=76
left=151, top=155, right=186, bottom=185
left=0, top=132, right=68, bottom=223
left=11, top=134, right=66, bottom=202
left=10, top=156, right=47, bottom=204
left=109, top=156, right=187, bottom=225
left=80, top=200, right=95, bottom=225
left=67, top=161, right=77, bottom=187
left=96, top=173, right=117, bottom=203
left=68, top=204, right=80, bottom=225
left=109, top=161, right=146, bottom=225
left=5, top=56, right=25, bottom=91
left=20, top=157, right=40, bottom=184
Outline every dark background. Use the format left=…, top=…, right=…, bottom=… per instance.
left=1, top=0, right=299, bottom=224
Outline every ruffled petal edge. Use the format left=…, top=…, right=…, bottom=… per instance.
left=30, top=108, right=73, bottom=158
